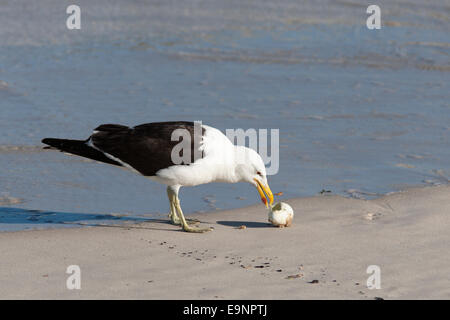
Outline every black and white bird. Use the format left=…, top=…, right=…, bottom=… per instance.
left=42, top=121, right=274, bottom=233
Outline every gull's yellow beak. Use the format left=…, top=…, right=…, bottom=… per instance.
left=254, top=178, right=274, bottom=208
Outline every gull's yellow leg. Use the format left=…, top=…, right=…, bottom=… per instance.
left=168, top=196, right=181, bottom=225
left=167, top=186, right=212, bottom=233
left=167, top=187, right=200, bottom=226
left=174, top=197, right=212, bottom=233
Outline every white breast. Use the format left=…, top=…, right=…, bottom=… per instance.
left=153, top=125, right=238, bottom=187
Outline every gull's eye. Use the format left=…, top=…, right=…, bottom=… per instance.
left=256, top=171, right=262, bottom=176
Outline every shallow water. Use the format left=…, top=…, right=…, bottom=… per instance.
left=0, top=1, right=449, bottom=231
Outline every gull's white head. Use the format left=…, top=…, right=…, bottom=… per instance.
left=234, top=146, right=274, bottom=208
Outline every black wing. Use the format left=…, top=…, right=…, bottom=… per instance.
left=41, top=138, right=122, bottom=166
left=90, top=121, right=204, bottom=176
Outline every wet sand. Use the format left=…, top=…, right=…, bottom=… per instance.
left=0, top=185, right=449, bottom=299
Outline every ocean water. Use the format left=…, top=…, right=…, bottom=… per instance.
left=0, top=0, right=449, bottom=231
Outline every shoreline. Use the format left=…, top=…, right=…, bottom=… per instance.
left=0, top=184, right=449, bottom=299
left=1, top=179, right=448, bottom=234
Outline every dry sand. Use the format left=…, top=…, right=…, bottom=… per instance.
left=0, top=185, right=449, bottom=299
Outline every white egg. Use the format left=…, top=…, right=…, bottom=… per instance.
left=268, top=202, right=294, bottom=227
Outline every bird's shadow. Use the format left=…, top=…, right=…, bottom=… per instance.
left=0, top=206, right=177, bottom=232
left=216, top=220, right=272, bottom=228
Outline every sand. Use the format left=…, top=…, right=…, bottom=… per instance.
left=0, top=185, right=449, bottom=299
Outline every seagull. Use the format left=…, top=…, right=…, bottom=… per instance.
left=42, top=121, right=274, bottom=233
